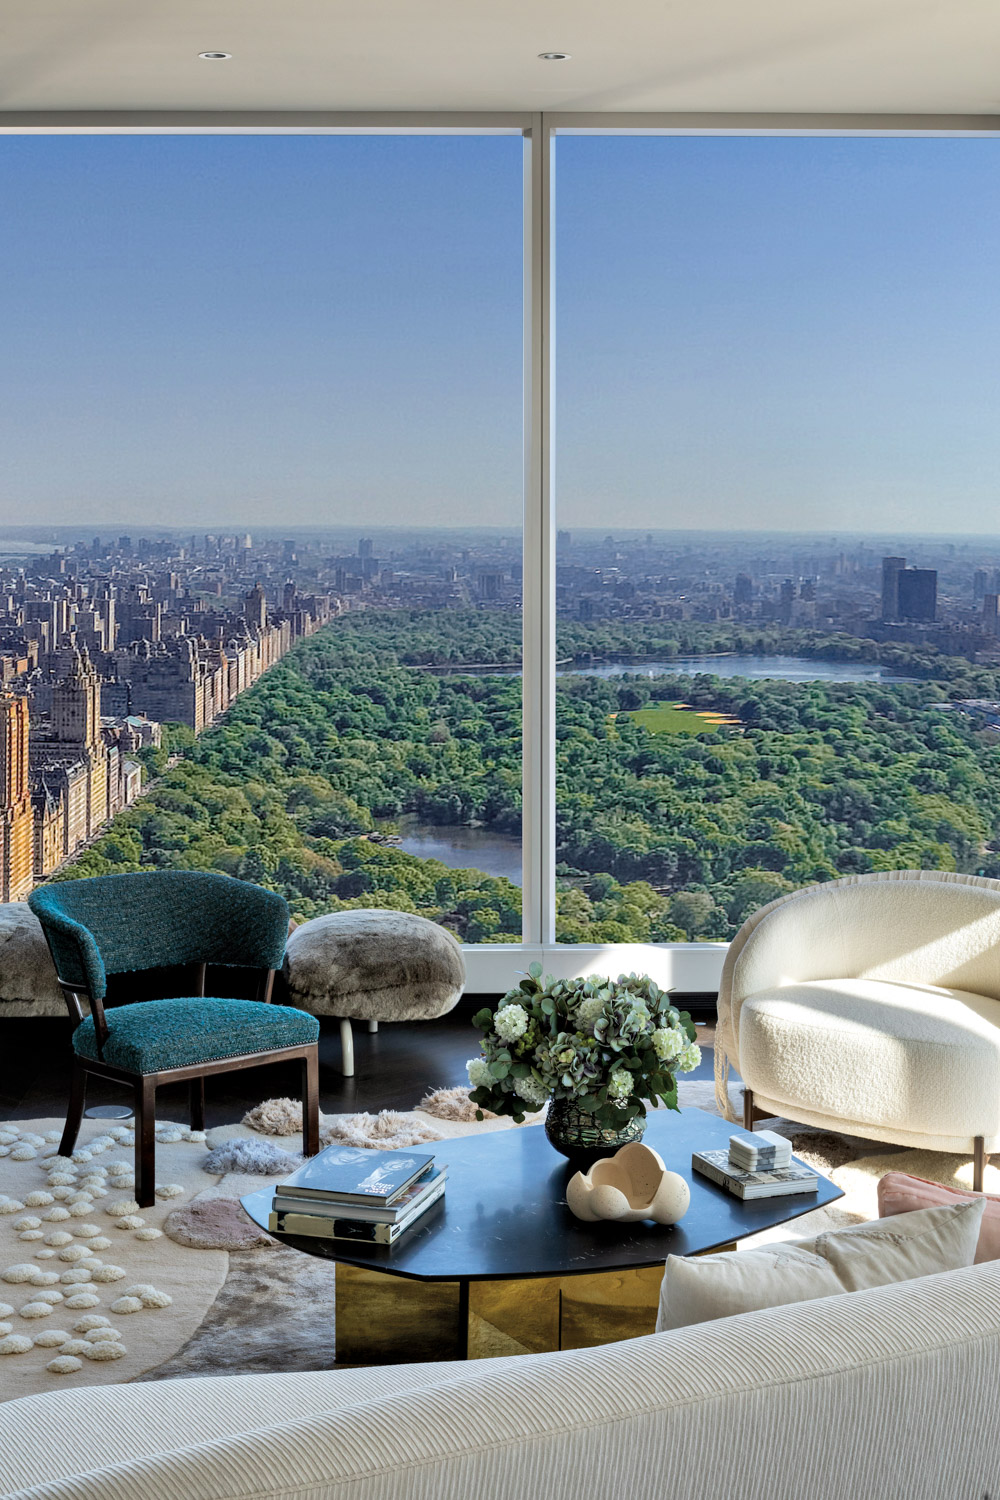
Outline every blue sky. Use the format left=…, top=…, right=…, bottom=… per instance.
left=0, top=133, right=997, bottom=532
left=558, top=135, right=1000, bottom=534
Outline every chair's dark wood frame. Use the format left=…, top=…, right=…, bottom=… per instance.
left=57, top=961, right=320, bottom=1207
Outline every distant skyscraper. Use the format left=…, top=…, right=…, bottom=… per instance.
left=881, top=556, right=906, bottom=620
left=557, top=530, right=572, bottom=550
left=358, top=538, right=374, bottom=559
left=734, top=573, right=753, bottom=606
left=778, top=579, right=795, bottom=625
left=897, top=568, right=937, bottom=622
left=974, top=568, right=990, bottom=605
left=983, top=595, right=1000, bottom=637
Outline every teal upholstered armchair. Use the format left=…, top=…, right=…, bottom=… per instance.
left=29, top=871, right=320, bottom=1206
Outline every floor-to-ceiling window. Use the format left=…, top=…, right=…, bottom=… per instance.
left=555, top=131, right=1000, bottom=946
left=4, top=121, right=998, bottom=986
left=0, top=132, right=525, bottom=943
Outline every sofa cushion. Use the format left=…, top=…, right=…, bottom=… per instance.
left=284, top=909, right=465, bottom=1021
left=738, top=977, right=1000, bottom=1142
left=657, top=1198, right=985, bottom=1331
left=73, top=997, right=318, bottom=1073
left=878, top=1171, right=1000, bottom=1263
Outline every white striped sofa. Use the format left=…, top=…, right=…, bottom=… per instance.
left=2, top=1260, right=999, bottom=1500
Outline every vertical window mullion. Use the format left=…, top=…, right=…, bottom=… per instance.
left=522, top=116, right=557, bottom=946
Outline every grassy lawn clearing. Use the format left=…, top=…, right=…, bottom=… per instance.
left=626, top=701, right=741, bottom=735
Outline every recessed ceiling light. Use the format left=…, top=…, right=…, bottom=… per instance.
left=538, top=52, right=571, bottom=61
left=198, top=51, right=232, bottom=61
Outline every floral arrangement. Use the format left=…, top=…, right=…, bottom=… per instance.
left=467, top=966, right=701, bottom=1128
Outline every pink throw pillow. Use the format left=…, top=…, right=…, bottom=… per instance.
left=878, top=1172, right=1000, bottom=1263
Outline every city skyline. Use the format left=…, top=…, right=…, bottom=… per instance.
left=1, top=136, right=999, bottom=531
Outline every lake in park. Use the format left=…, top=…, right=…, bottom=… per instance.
left=402, top=653, right=919, bottom=882
left=395, top=816, right=523, bottom=887
left=444, top=655, right=918, bottom=686
left=560, top=654, right=919, bottom=684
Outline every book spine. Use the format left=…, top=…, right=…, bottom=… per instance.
left=269, top=1211, right=399, bottom=1245
left=739, top=1181, right=818, bottom=1200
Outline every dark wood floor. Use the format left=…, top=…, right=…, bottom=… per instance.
left=0, top=1004, right=717, bottom=1127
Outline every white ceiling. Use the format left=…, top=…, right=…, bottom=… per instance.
left=0, top=0, right=998, bottom=117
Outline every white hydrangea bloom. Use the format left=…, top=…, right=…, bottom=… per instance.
left=607, top=1068, right=634, bottom=1102
left=651, top=1027, right=683, bottom=1062
left=493, top=1004, right=528, bottom=1043
left=513, top=1075, right=548, bottom=1109
left=574, top=996, right=607, bottom=1032
left=466, top=1058, right=491, bottom=1089
left=678, top=1042, right=702, bottom=1073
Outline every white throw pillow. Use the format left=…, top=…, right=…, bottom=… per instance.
left=657, top=1198, right=986, bottom=1331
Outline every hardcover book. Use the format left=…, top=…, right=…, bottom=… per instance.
left=276, top=1146, right=434, bottom=1205
left=272, top=1165, right=447, bottom=1224
left=692, top=1148, right=818, bottom=1200
left=269, top=1174, right=447, bottom=1245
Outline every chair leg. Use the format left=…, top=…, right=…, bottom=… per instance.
left=302, top=1048, right=320, bottom=1157
left=743, top=1087, right=755, bottom=1132
left=135, top=1076, right=157, bottom=1209
left=339, top=1018, right=355, bottom=1077
left=189, top=1076, right=206, bottom=1133
left=974, top=1137, right=989, bottom=1193
left=59, top=1060, right=88, bottom=1158
left=368, top=1019, right=379, bottom=1034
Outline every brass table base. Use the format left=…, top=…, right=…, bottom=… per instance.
left=335, top=1253, right=733, bottom=1363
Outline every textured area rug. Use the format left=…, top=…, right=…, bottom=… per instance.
left=0, top=1120, right=229, bottom=1403
left=6, top=1084, right=996, bottom=1399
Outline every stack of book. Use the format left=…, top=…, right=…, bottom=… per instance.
left=268, top=1145, right=446, bottom=1246
left=692, top=1130, right=818, bottom=1200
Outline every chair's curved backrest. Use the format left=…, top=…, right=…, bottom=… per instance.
left=29, top=871, right=289, bottom=1000
left=715, top=871, right=1000, bottom=1106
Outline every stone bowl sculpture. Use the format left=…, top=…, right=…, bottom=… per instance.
left=565, top=1141, right=690, bottom=1225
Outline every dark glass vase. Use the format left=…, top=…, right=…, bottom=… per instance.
left=544, top=1097, right=646, bottom=1164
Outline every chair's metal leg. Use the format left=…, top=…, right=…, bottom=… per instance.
left=974, top=1137, right=988, bottom=1192
left=136, top=1076, right=157, bottom=1209
left=339, top=1018, right=355, bottom=1077
left=743, top=1087, right=755, bottom=1132
left=189, top=1076, right=206, bottom=1133
left=59, top=1061, right=87, bottom=1157
left=302, top=1048, right=320, bottom=1157
left=368, top=1019, right=379, bottom=1034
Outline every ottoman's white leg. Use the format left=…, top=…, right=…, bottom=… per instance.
left=368, top=1020, right=379, bottom=1033
left=339, top=1018, right=355, bottom=1077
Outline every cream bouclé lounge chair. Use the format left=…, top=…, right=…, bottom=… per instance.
left=715, top=870, right=1000, bottom=1190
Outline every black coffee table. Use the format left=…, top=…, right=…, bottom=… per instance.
left=242, top=1106, right=842, bottom=1362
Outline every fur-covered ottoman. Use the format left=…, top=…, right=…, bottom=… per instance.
left=284, top=909, right=466, bottom=1075
left=0, top=903, right=66, bottom=1017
